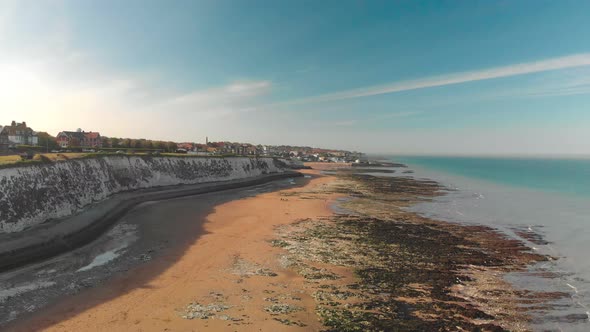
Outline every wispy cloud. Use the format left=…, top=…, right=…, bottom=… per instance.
left=450, top=67, right=590, bottom=102
left=157, top=80, right=272, bottom=117
left=331, top=120, right=358, bottom=127
left=519, top=69, right=590, bottom=98
left=380, top=111, right=423, bottom=118
left=169, top=81, right=271, bottom=105
left=279, top=53, right=590, bottom=106
left=295, top=66, right=315, bottom=74
left=316, top=111, right=420, bottom=129
left=0, top=2, right=273, bottom=134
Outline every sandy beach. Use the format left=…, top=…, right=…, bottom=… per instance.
left=7, top=167, right=338, bottom=331
left=4, top=163, right=565, bottom=331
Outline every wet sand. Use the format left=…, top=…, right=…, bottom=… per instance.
left=5, top=163, right=565, bottom=331
left=7, top=169, right=336, bottom=331
left=0, top=172, right=299, bottom=273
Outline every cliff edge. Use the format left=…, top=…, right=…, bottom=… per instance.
left=0, top=156, right=284, bottom=233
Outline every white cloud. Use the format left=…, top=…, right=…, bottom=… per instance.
left=278, top=53, right=590, bottom=106
left=164, top=80, right=272, bottom=115
left=519, top=70, right=590, bottom=98
left=2, top=1, right=589, bottom=153
left=140, top=80, right=273, bottom=125
left=449, top=67, right=590, bottom=102
left=0, top=4, right=272, bottom=139
left=0, top=58, right=273, bottom=139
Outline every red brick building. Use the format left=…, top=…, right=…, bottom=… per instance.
left=56, top=129, right=102, bottom=148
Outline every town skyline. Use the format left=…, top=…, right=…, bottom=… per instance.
left=1, top=120, right=358, bottom=160
left=2, top=1, right=590, bottom=155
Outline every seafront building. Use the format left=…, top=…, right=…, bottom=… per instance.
left=0, top=122, right=359, bottom=160
left=56, top=129, right=103, bottom=148
left=0, top=121, right=39, bottom=154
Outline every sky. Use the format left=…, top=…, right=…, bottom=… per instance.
left=1, top=0, right=590, bottom=155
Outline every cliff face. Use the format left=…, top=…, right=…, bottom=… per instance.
left=0, top=156, right=283, bottom=233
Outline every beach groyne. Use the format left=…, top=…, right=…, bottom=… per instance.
left=0, top=155, right=284, bottom=233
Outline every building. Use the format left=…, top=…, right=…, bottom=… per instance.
left=84, top=131, right=102, bottom=148
left=1, top=121, right=39, bottom=149
left=177, top=142, right=195, bottom=151
left=56, top=129, right=103, bottom=148
left=56, top=130, right=83, bottom=148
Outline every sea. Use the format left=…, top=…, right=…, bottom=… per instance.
left=385, top=156, right=590, bottom=331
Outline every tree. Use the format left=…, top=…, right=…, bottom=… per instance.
left=166, top=141, right=177, bottom=152
left=110, top=137, right=120, bottom=147
left=101, top=136, right=111, bottom=148
left=137, top=139, right=147, bottom=149
left=152, top=141, right=164, bottom=150
left=36, top=132, right=59, bottom=152
left=120, top=138, right=131, bottom=149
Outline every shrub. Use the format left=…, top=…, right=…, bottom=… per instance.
left=38, top=155, right=53, bottom=163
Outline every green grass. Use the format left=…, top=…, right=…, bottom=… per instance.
left=0, top=153, right=89, bottom=169
left=0, top=152, right=269, bottom=169
left=0, top=155, right=22, bottom=165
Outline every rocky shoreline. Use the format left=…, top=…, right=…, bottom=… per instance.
left=271, top=168, right=565, bottom=331
left=2, top=164, right=576, bottom=331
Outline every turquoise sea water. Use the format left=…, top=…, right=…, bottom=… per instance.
left=394, top=156, right=590, bottom=197
left=386, top=155, right=590, bottom=330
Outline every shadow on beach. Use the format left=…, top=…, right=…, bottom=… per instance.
left=3, top=175, right=313, bottom=331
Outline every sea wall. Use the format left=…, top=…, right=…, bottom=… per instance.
left=0, top=156, right=283, bottom=233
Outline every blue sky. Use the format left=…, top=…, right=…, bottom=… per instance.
left=1, top=0, right=590, bottom=155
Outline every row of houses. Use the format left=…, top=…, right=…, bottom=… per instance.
left=1, top=120, right=360, bottom=160
left=1, top=121, right=104, bottom=154
left=175, top=141, right=360, bottom=160
left=177, top=142, right=260, bottom=155
left=0, top=121, right=39, bottom=154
